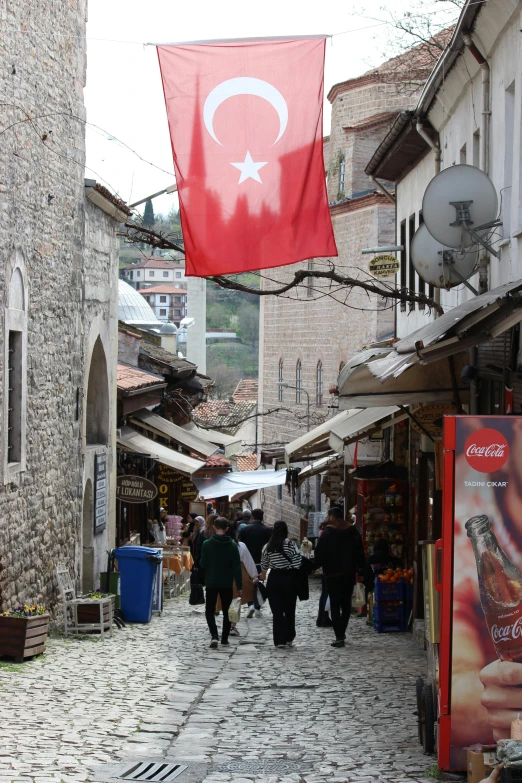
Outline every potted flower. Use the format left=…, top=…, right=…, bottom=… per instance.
left=0, top=605, right=49, bottom=661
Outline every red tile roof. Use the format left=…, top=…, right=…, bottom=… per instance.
left=232, top=379, right=258, bottom=403
left=193, top=399, right=256, bottom=434
left=117, top=363, right=166, bottom=392
left=236, top=453, right=258, bottom=471
left=327, top=29, right=453, bottom=102
left=138, top=285, right=187, bottom=295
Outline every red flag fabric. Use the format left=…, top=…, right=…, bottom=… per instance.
left=157, top=37, right=337, bottom=277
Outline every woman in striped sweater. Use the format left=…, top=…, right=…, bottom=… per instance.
left=261, top=521, right=301, bottom=648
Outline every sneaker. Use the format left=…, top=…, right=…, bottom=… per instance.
left=229, top=627, right=240, bottom=636
left=210, top=638, right=219, bottom=648
left=221, top=639, right=230, bottom=646
left=246, top=606, right=255, bottom=619
left=331, top=639, right=345, bottom=648
left=276, top=644, right=287, bottom=649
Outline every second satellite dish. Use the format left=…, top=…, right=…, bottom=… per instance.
left=411, top=224, right=479, bottom=289
left=422, top=164, right=498, bottom=249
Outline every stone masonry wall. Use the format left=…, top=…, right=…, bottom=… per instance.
left=0, top=0, right=88, bottom=612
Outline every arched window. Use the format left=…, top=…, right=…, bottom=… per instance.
left=4, top=264, right=27, bottom=480
left=296, top=360, right=302, bottom=404
left=86, top=337, right=109, bottom=445
left=339, top=157, right=346, bottom=195
left=278, top=359, right=284, bottom=402
left=316, top=361, right=323, bottom=407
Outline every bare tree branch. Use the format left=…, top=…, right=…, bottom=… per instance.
left=210, top=269, right=444, bottom=315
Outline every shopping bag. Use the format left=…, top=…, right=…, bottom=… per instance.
left=189, top=583, right=205, bottom=605
left=228, top=597, right=242, bottom=624
left=352, top=582, right=366, bottom=609
left=256, top=581, right=267, bottom=607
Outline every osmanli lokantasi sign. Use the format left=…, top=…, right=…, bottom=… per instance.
left=116, top=475, right=158, bottom=504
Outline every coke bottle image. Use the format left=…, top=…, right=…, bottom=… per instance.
left=466, top=515, right=522, bottom=663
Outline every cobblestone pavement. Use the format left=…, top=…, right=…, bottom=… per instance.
left=0, top=583, right=437, bottom=783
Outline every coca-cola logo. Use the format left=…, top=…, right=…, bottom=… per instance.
left=491, top=616, right=522, bottom=644
left=464, top=428, right=509, bottom=473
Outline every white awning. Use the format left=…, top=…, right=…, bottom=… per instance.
left=131, top=410, right=218, bottom=459
left=284, top=409, right=361, bottom=465
left=297, top=454, right=343, bottom=486
left=338, top=280, right=522, bottom=408
left=117, top=426, right=206, bottom=476
left=328, top=406, right=404, bottom=453
left=194, top=469, right=287, bottom=500
left=182, top=423, right=242, bottom=458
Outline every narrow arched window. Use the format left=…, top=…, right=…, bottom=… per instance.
left=4, top=263, right=28, bottom=481
left=296, top=360, right=302, bottom=404
left=278, top=359, right=284, bottom=402
left=316, top=361, right=323, bottom=407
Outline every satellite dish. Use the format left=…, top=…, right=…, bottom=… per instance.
left=422, top=164, right=498, bottom=250
left=411, top=224, right=479, bottom=290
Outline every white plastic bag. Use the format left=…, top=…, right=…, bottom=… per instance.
left=228, top=597, right=242, bottom=624
left=352, top=582, right=366, bottom=609
left=325, top=596, right=331, bottom=612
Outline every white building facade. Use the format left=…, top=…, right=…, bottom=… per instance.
left=122, top=258, right=187, bottom=290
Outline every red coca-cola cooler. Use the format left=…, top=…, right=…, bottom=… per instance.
left=438, top=415, right=522, bottom=771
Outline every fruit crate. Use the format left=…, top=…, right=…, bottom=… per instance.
left=374, top=602, right=404, bottom=625
left=373, top=617, right=407, bottom=633
left=374, top=579, right=404, bottom=602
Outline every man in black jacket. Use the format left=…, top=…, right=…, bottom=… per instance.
left=238, top=508, right=271, bottom=617
left=313, top=506, right=365, bottom=648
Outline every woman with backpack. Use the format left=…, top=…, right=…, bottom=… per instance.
left=260, top=520, right=301, bottom=649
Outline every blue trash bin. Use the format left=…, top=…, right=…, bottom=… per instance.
left=113, top=546, right=162, bottom=623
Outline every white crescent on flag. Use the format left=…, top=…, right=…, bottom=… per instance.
left=203, top=76, right=289, bottom=146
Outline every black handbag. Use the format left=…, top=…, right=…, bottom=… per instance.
left=189, top=582, right=205, bottom=605
left=282, top=551, right=311, bottom=602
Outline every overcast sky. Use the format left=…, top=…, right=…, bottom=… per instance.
left=84, top=0, right=450, bottom=215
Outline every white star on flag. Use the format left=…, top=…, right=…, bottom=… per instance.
left=230, top=151, right=267, bottom=184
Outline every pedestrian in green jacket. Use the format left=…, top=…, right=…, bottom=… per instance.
left=200, top=517, right=242, bottom=647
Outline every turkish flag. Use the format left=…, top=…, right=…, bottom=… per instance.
left=157, top=37, right=337, bottom=277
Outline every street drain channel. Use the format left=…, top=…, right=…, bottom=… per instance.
left=219, top=760, right=306, bottom=774
left=116, top=762, right=188, bottom=782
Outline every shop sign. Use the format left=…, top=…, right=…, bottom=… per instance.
left=410, top=403, right=457, bottom=436
left=368, top=254, right=400, bottom=278
left=94, top=451, right=107, bottom=532
left=116, top=475, right=158, bottom=503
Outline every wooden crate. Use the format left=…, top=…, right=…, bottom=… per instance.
left=0, top=613, right=49, bottom=662
left=76, top=600, right=112, bottom=625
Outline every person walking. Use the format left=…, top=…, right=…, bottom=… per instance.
left=313, top=506, right=365, bottom=648
left=260, top=521, right=301, bottom=649
left=239, top=508, right=271, bottom=617
left=200, top=517, right=242, bottom=648
left=225, top=522, right=259, bottom=637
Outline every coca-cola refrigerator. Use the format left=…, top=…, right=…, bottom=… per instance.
left=439, top=415, right=522, bottom=771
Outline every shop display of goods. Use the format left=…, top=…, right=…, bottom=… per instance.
left=377, top=567, right=414, bottom=584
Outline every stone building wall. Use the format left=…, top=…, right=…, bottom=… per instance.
left=0, top=0, right=90, bottom=612
left=81, top=200, right=120, bottom=593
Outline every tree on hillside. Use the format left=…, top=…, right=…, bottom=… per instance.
left=207, top=363, right=241, bottom=400
left=143, top=199, right=155, bottom=228
left=238, top=305, right=259, bottom=348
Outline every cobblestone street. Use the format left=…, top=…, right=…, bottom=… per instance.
left=0, top=584, right=436, bottom=783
